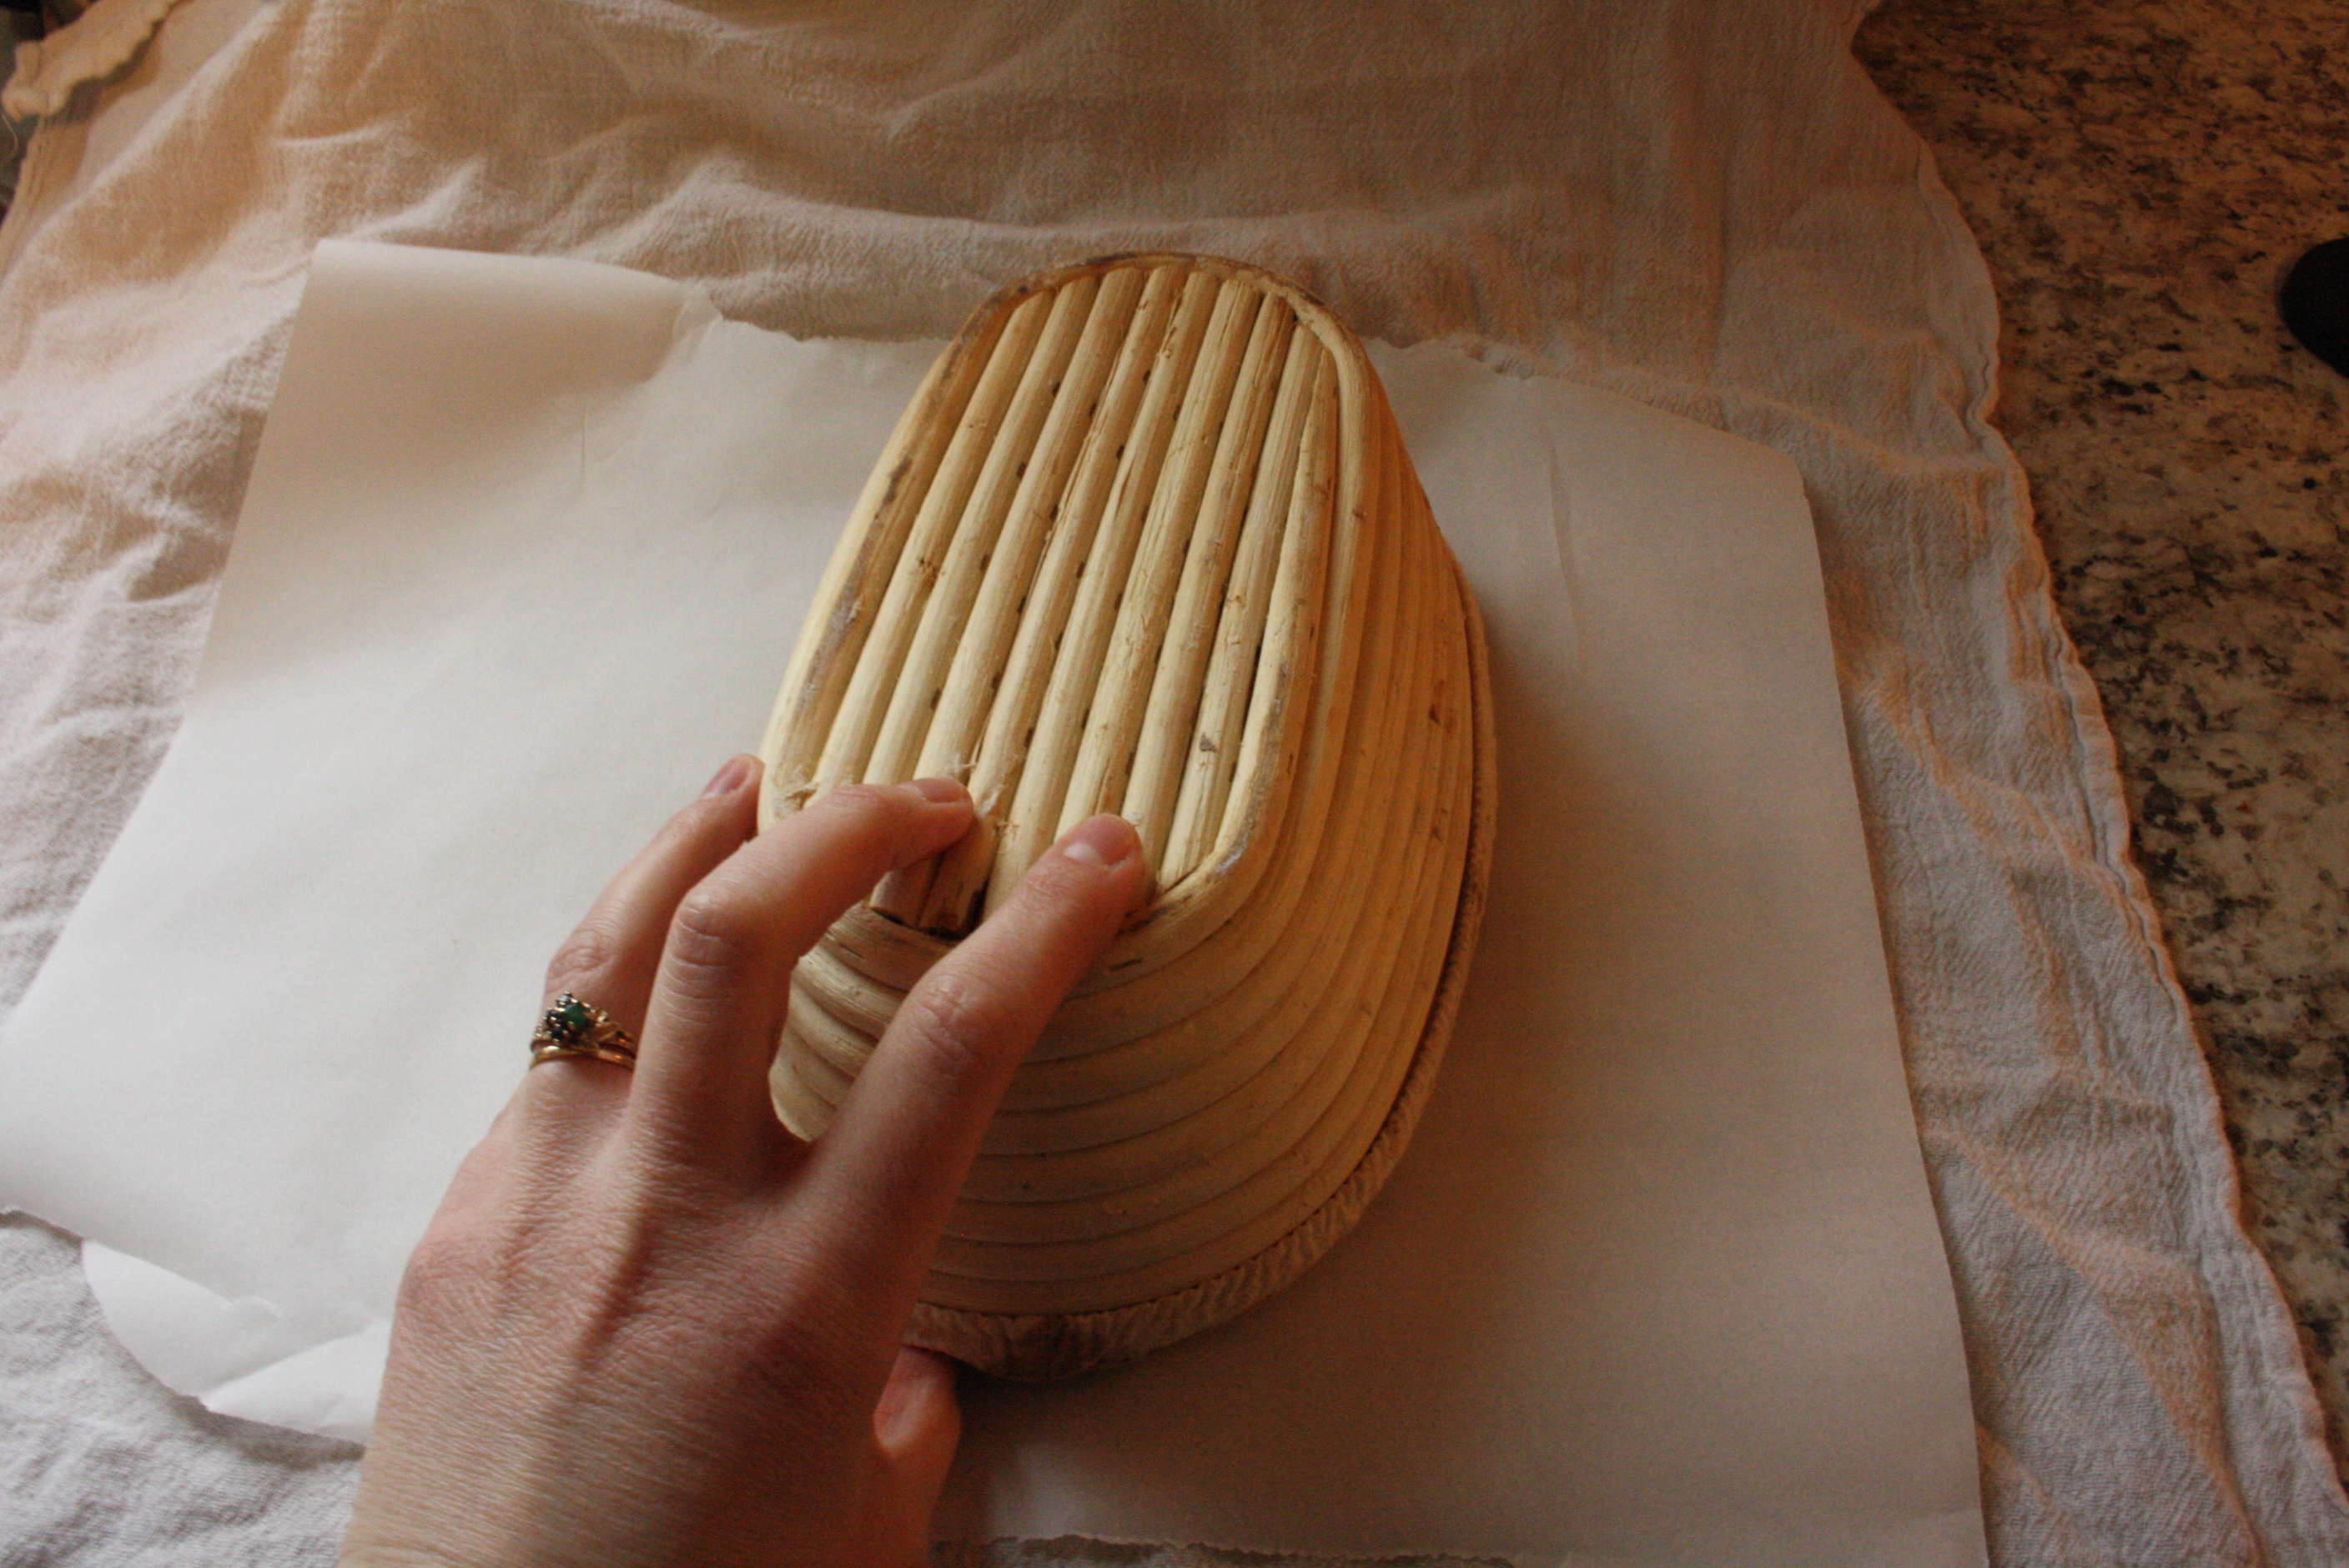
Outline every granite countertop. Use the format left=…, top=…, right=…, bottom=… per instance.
left=1856, top=0, right=2349, bottom=1480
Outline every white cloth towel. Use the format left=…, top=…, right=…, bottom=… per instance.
left=1, top=1, right=2343, bottom=1563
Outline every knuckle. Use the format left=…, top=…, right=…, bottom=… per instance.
left=807, top=782, right=916, bottom=848
left=814, top=781, right=900, bottom=822
left=643, top=801, right=718, bottom=860
left=1011, top=847, right=1095, bottom=907
left=544, top=920, right=626, bottom=996
left=396, top=1212, right=500, bottom=1321
left=896, top=969, right=1024, bottom=1088
left=788, top=781, right=918, bottom=878
left=663, top=886, right=762, bottom=985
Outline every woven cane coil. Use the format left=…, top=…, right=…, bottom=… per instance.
left=758, top=254, right=1495, bottom=1378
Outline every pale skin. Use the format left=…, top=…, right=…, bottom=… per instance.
left=340, top=755, right=1146, bottom=1568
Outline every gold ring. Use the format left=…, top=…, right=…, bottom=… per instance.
left=530, top=993, right=639, bottom=1069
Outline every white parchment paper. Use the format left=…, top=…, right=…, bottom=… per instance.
left=0, top=241, right=1984, bottom=1565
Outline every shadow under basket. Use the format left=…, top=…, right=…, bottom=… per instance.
left=757, top=252, right=1496, bottom=1379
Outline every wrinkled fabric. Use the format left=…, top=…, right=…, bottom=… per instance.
left=0, top=2, right=2343, bottom=1564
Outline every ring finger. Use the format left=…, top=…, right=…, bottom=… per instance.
left=521, top=754, right=765, bottom=1142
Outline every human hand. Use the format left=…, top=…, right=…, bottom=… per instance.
left=340, top=755, right=1147, bottom=1568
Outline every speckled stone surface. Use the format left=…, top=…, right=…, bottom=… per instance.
left=1855, top=0, right=2349, bottom=1480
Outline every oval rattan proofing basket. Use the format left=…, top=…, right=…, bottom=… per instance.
left=757, top=253, right=1496, bottom=1379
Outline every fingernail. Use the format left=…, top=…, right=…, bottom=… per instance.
left=898, top=776, right=968, bottom=805
left=701, top=754, right=753, bottom=798
left=1058, top=813, right=1139, bottom=867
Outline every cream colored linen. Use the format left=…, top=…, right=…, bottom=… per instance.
left=3, top=0, right=192, bottom=119
left=1, top=1, right=2344, bottom=1563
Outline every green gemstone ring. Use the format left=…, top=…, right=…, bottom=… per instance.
left=530, top=993, right=639, bottom=1069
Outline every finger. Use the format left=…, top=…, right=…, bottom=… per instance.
left=855, top=1347, right=961, bottom=1568
left=806, top=814, right=1144, bottom=1299
left=626, top=778, right=975, bottom=1172
left=516, top=756, right=762, bottom=1143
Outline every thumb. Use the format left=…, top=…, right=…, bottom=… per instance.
left=856, top=1346, right=963, bottom=1566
